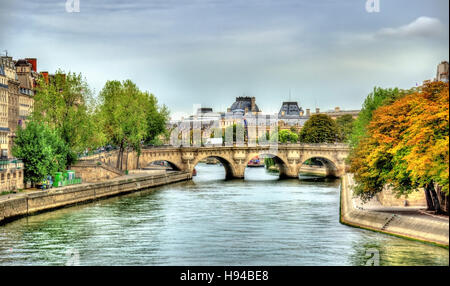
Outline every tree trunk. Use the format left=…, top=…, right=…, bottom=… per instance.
left=424, top=184, right=434, bottom=211
left=136, top=153, right=140, bottom=169
left=119, top=148, right=123, bottom=171
left=116, top=142, right=122, bottom=170
left=117, top=141, right=123, bottom=170
left=429, top=185, right=442, bottom=214
left=125, top=147, right=129, bottom=171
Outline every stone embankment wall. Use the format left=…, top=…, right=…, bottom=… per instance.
left=376, top=187, right=426, bottom=207
left=298, top=166, right=327, bottom=176
left=340, top=173, right=448, bottom=247
left=0, top=171, right=191, bottom=224
left=69, top=160, right=125, bottom=183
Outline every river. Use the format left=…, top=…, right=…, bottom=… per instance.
left=0, top=164, right=447, bottom=266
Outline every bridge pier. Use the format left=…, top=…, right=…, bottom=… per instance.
left=80, top=144, right=350, bottom=180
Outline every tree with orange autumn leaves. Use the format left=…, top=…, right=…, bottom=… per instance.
left=350, top=82, right=449, bottom=214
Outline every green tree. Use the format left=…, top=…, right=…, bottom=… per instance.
left=279, top=129, right=298, bottom=143
left=349, top=82, right=449, bottom=213
left=299, top=114, right=339, bottom=143
left=144, top=93, right=169, bottom=144
left=12, top=121, right=69, bottom=186
left=32, top=70, right=100, bottom=165
left=349, top=87, right=414, bottom=147
left=97, top=80, right=150, bottom=170
left=336, top=114, right=355, bottom=143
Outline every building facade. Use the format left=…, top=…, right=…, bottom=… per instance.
left=15, top=58, right=37, bottom=129
left=169, top=96, right=361, bottom=144
left=435, top=61, right=449, bottom=83
left=0, top=55, right=25, bottom=191
left=278, top=101, right=308, bottom=132
left=317, top=106, right=360, bottom=120
left=0, top=56, right=20, bottom=158
left=0, top=64, right=9, bottom=158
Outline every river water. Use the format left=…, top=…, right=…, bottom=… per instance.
left=0, top=164, right=448, bottom=266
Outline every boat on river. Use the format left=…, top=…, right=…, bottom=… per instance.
left=247, top=157, right=264, bottom=168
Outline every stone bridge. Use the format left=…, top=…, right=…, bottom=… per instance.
left=80, top=144, right=350, bottom=179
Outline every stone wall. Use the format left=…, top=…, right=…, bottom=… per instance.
left=298, top=165, right=327, bottom=176
left=0, top=171, right=191, bottom=224
left=69, top=160, right=124, bottom=183
left=0, top=168, right=24, bottom=191
left=376, top=187, right=426, bottom=207
left=340, top=173, right=448, bottom=247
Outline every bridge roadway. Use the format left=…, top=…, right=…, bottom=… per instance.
left=80, top=143, right=350, bottom=179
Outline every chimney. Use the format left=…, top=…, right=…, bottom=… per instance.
left=41, top=71, right=49, bottom=84
left=334, top=106, right=340, bottom=112
left=25, top=58, right=37, bottom=72
left=306, top=109, right=310, bottom=116
left=316, top=108, right=320, bottom=114
left=251, top=97, right=256, bottom=111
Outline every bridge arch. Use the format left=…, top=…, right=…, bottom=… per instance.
left=244, top=152, right=291, bottom=179
left=136, top=151, right=184, bottom=171
left=298, top=154, right=340, bottom=177
left=191, top=154, right=238, bottom=180
left=143, top=160, right=182, bottom=171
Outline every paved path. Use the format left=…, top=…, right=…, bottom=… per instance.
left=350, top=176, right=448, bottom=224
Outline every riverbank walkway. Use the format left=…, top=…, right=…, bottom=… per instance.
left=341, top=174, right=449, bottom=247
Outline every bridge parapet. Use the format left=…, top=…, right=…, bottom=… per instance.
left=79, top=144, right=351, bottom=179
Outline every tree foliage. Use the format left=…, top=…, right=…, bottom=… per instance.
left=278, top=129, right=298, bottom=143
left=349, top=82, right=449, bottom=212
left=349, top=87, right=414, bottom=147
left=336, top=114, right=355, bottom=143
left=144, top=94, right=169, bottom=144
left=32, top=70, right=100, bottom=165
left=97, top=80, right=149, bottom=169
left=97, top=80, right=168, bottom=169
left=12, top=121, right=69, bottom=185
left=299, top=114, right=339, bottom=143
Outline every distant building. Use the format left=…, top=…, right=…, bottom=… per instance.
left=278, top=101, right=304, bottom=117
left=0, top=54, right=24, bottom=191
left=277, top=101, right=308, bottom=131
left=169, top=95, right=360, bottom=144
left=435, top=61, right=449, bottom=83
left=318, top=107, right=360, bottom=120
left=0, top=64, right=9, bottom=158
left=0, top=56, right=20, bottom=158
left=15, top=58, right=37, bottom=129
left=227, top=96, right=260, bottom=115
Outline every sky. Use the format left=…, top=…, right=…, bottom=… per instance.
left=0, top=0, right=448, bottom=119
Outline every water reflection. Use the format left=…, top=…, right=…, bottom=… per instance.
left=0, top=163, right=447, bottom=266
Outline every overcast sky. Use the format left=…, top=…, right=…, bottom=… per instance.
left=1, top=0, right=448, bottom=119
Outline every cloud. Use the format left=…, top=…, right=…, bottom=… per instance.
left=336, top=16, right=448, bottom=48
left=2, top=1, right=448, bottom=118
left=376, top=16, right=446, bottom=38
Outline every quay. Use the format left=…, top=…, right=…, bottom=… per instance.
left=340, top=173, right=449, bottom=248
left=0, top=170, right=191, bottom=224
